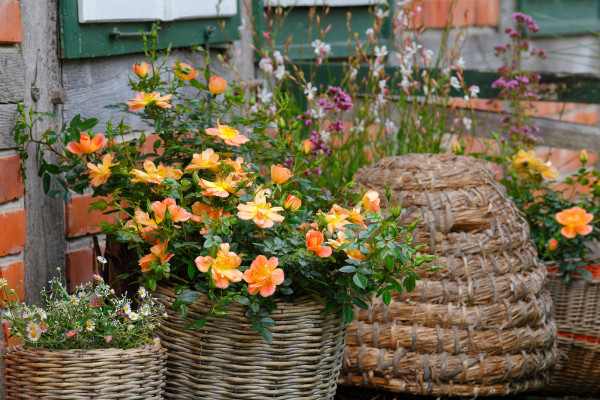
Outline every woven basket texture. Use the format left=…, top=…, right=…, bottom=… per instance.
left=2, top=344, right=167, bottom=399
left=544, top=269, right=600, bottom=395
left=154, top=284, right=346, bottom=400
left=339, top=154, right=557, bottom=397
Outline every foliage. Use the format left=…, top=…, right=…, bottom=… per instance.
left=0, top=272, right=162, bottom=350
left=14, top=29, right=436, bottom=342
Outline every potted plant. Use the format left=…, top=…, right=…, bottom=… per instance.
left=1, top=270, right=167, bottom=399
left=14, top=34, right=435, bottom=399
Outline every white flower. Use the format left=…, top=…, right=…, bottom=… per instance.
left=463, top=117, right=472, bottom=131
left=273, top=50, right=284, bottom=65
left=375, top=8, right=389, bottom=19
left=377, top=93, right=387, bottom=105
left=456, top=57, right=466, bottom=70
left=469, top=85, right=480, bottom=98
left=311, top=39, right=332, bottom=57
left=141, top=305, right=151, bottom=316
left=69, top=295, right=79, bottom=305
left=423, top=49, right=434, bottom=63
left=38, top=310, right=47, bottom=320
left=0, top=278, right=7, bottom=287
left=349, top=67, right=358, bottom=81
left=27, top=330, right=41, bottom=342
left=138, top=287, right=147, bottom=298
left=129, top=312, right=139, bottom=321
left=123, top=303, right=132, bottom=315
left=365, top=28, right=374, bottom=38
left=257, top=89, right=273, bottom=105
left=442, top=66, right=451, bottom=76
left=274, top=64, right=286, bottom=80
left=353, top=118, right=365, bottom=133
left=310, top=106, right=326, bottom=119
left=304, top=82, right=317, bottom=101
left=127, top=324, right=135, bottom=331
left=97, top=256, right=107, bottom=264
left=385, top=119, right=396, bottom=133
left=374, top=45, right=388, bottom=59
left=85, top=320, right=95, bottom=332
left=258, top=57, right=273, bottom=74
left=371, top=59, right=384, bottom=76
left=320, top=130, right=331, bottom=142
left=28, top=322, right=38, bottom=332
left=378, top=79, right=387, bottom=91
left=450, top=76, right=461, bottom=90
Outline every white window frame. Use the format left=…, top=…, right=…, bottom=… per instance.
left=77, top=0, right=238, bottom=23
left=265, top=0, right=385, bottom=6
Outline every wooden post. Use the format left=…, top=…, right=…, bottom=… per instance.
left=20, top=0, right=66, bottom=303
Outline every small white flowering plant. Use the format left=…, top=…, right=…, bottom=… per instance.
left=0, top=272, right=163, bottom=350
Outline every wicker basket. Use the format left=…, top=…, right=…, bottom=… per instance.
left=545, top=266, right=600, bottom=396
left=339, top=154, right=557, bottom=397
left=3, top=344, right=167, bottom=399
left=154, top=284, right=346, bottom=400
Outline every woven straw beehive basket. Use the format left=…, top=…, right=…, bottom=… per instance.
left=544, top=266, right=600, bottom=395
left=339, top=154, right=557, bottom=396
left=3, top=344, right=167, bottom=399
left=154, top=284, right=346, bottom=400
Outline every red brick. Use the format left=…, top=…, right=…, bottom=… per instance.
left=423, top=0, right=476, bottom=28
left=475, top=0, right=499, bottom=26
left=0, top=261, right=24, bottom=301
left=0, top=0, right=22, bottom=43
left=140, top=133, right=162, bottom=155
left=0, top=156, right=24, bottom=203
left=65, top=195, right=117, bottom=238
left=65, top=247, right=94, bottom=292
left=0, top=210, right=25, bottom=257
left=562, top=108, right=599, bottom=125
left=3, top=321, right=21, bottom=346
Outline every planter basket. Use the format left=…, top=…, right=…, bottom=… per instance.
left=339, top=154, right=557, bottom=397
left=544, top=266, right=600, bottom=396
left=154, top=284, right=346, bottom=400
left=3, top=344, right=167, bottom=399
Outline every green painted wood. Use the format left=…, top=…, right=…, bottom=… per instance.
left=252, top=0, right=393, bottom=60
left=299, top=62, right=600, bottom=104
left=59, top=0, right=241, bottom=59
left=518, top=0, right=600, bottom=35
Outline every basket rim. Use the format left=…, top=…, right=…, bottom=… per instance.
left=4, top=342, right=165, bottom=355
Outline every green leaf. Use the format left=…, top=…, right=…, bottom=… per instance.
left=233, top=295, right=250, bottom=306
left=352, top=297, right=369, bottom=310
left=343, top=306, right=354, bottom=324
left=42, top=173, right=51, bottom=193
left=339, top=265, right=356, bottom=273
left=261, top=317, right=275, bottom=327
left=147, top=278, right=157, bottom=292
left=78, top=118, right=99, bottom=131
left=403, top=277, right=416, bottom=292
left=577, top=268, right=593, bottom=279
left=178, top=290, right=200, bottom=303
left=252, top=320, right=262, bottom=332
left=195, top=317, right=207, bottom=330
left=382, top=291, right=392, bottom=306
left=352, top=273, right=367, bottom=289
left=261, top=328, right=273, bottom=344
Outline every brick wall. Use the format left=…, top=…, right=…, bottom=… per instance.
left=415, top=0, right=500, bottom=28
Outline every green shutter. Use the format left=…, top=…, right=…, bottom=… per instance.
left=252, top=0, right=393, bottom=60
left=518, top=0, right=600, bottom=35
left=59, top=0, right=241, bottom=59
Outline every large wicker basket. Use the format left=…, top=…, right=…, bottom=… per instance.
left=339, top=154, right=557, bottom=397
left=154, top=284, right=346, bottom=400
left=545, top=266, right=600, bottom=395
left=3, top=344, right=167, bottom=399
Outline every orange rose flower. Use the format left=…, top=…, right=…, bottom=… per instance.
left=243, top=255, right=284, bottom=297
left=306, top=230, right=332, bottom=258
left=548, top=239, right=558, bottom=251
left=87, top=154, right=118, bottom=186
left=126, top=92, right=173, bottom=111
left=302, top=139, right=313, bottom=154
left=271, top=164, right=292, bottom=184
left=205, top=120, right=250, bottom=147
left=174, top=62, right=199, bottom=80
left=185, top=148, right=220, bottom=172
left=130, top=160, right=183, bottom=185
left=138, top=240, right=174, bottom=273
left=284, top=194, right=301, bottom=211
left=194, top=243, right=242, bottom=289
left=191, top=202, right=230, bottom=224
left=556, top=206, right=594, bottom=239
left=237, top=195, right=285, bottom=229
left=151, top=198, right=192, bottom=223
left=362, top=190, right=381, bottom=212
left=133, top=62, right=150, bottom=78
left=66, top=133, right=106, bottom=154
left=208, top=76, right=227, bottom=94
left=199, top=173, right=243, bottom=198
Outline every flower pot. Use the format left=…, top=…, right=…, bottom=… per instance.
left=3, top=344, right=167, bottom=399
left=544, top=264, right=600, bottom=396
left=154, top=284, right=346, bottom=400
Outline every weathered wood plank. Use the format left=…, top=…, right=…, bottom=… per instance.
left=21, top=0, right=66, bottom=303
left=0, top=103, right=19, bottom=149
left=451, top=110, right=600, bottom=154
left=0, top=53, right=25, bottom=103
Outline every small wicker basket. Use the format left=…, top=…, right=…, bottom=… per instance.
left=3, top=344, right=167, bottom=399
left=154, top=284, right=346, bottom=400
left=545, top=266, right=600, bottom=396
